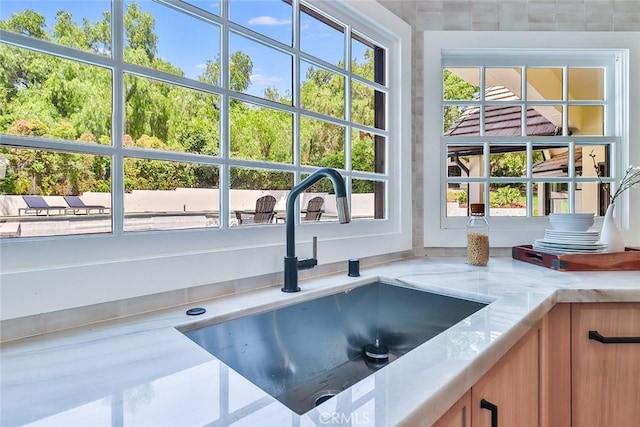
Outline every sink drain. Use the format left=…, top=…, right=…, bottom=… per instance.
left=315, top=392, right=338, bottom=407
left=363, top=339, right=389, bottom=361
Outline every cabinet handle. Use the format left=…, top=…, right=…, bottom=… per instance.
left=480, top=398, right=498, bottom=427
left=589, top=330, right=640, bottom=344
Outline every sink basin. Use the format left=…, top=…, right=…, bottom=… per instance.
left=180, top=281, right=487, bottom=414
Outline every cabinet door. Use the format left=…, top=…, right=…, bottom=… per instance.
left=471, top=326, right=540, bottom=427
left=540, top=304, right=571, bottom=427
left=572, top=303, right=640, bottom=427
left=432, top=390, right=471, bottom=427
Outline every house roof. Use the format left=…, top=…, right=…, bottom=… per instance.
left=531, top=148, right=582, bottom=177
left=446, top=86, right=559, bottom=158
left=445, top=86, right=580, bottom=177
left=445, top=86, right=558, bottom=138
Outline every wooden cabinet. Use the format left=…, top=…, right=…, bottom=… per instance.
left=433, top=322, right=542, bottom=427
left=471, top=325, right=540, bottom=427
left=540, top=303, right=571, bottom=427
left=432, top=390, right=471, bottom=427
left=571, top=303, right=640, bottom=427
left=434, top=302, right=640, bottom=427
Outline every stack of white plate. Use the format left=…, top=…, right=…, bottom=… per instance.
left=533, top=213, right=604, bottom=254
left=533, top=229, right=606, bottom=254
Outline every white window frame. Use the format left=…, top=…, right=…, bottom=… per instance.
left=0, top=1, right=411, bottom=320
left=424, top=31, right=635, bottom=249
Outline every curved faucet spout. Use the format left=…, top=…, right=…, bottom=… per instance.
left=283, top=168, right=351, bottom=293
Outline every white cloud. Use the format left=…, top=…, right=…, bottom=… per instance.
left=248, top=16, right=291, bottom=26
left=250, top=73, right=283, bottom=85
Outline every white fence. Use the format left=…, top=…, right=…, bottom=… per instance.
left=0, top=189, right=375, bottom=217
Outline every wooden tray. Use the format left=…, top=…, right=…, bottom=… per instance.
left=512, top=245, right=640, bottom=271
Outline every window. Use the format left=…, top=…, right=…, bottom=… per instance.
left=441, top=50, right=625, bottom=222
left=0, top=0, right=390, bottom=238
left=424, top=32, right=633, bottom=249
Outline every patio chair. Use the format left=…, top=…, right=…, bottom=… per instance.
left=19, top=195, right=67, bottom=216
left=235, top=195, right=276, bottom=225
left=63, top=196, right=109, bottom=215
left=303, top=196, right=324, bottom=221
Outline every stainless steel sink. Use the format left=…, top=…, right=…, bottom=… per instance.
left=180, top=281, right=487, bottom=414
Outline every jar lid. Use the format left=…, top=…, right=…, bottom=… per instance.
left=470, top=203, right=485, bottom=214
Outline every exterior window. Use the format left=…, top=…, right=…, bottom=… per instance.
left=442, top=51, right=623, bottom=223
left=0, top=0, right=389, bottom=239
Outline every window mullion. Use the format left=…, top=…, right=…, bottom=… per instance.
left=112, top=0, right=125, bottom=236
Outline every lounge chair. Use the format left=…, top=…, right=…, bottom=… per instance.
left=63, top=196, right=109, bottom=215
left=303, top=196, right=324, bottom=221
left=19, top=195, right=67, bottom=216
left=235, top=195, right=276, bottom=225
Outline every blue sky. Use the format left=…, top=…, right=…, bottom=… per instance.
left=0, top=0, right=370, bottom=98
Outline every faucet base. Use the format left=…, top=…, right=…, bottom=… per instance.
left=283, top=256, right=301, bottom=293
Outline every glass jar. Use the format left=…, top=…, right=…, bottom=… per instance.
left=466, top=203, right=489, bottom=266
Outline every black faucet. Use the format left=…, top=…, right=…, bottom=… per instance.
left=282, top=168, right=351, bottom=292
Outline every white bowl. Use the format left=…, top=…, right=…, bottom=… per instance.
left=548, top=213, right=595, bottom=232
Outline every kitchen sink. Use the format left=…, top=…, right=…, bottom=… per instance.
left=180, top=280, right=487, bottom=414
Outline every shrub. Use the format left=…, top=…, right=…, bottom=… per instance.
left=493, top=186, right=521, bottom=207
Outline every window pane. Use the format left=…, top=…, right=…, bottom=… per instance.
left=229, top=100, right=292, bottom=163
left=578, top=182, right=607, bottom=216
left=569, top=106, right=604, bottom=136
left=526, top=105, right=561, bottom=136
left=535, top=182, right=569, bottom=214
left=300, top=117, right=344, bottom=168
left=229, top=0, right=292, bottom=46
left=446, top=184, right=466, bottom=217
left=352, top=179, right=385, bottom=220
left=183, top=1, right=220, bottom=16
left=446, top=183, right=485, bottom=217
left=444, top=105, right=479, bottom=136
left=0, top=1, right=112, bottom=56
left=531, top=183, right=544, bottom=217
left=489, top=184, right=526, bottom=217
left=443, top=68, right=479, bottom=100
left=527, top=68, right=562, bottom=101
left=352, top=81, right=385, bottom=130
left=300, top=60, right=344, bottom=119
left=0, top=146, right=112, bottom=238
left=569, top=68, right=604, bottom=101
left=124, top=74, right=220, bottom=155
left=0, top=46, right=112, bottom=144
left=532, top=147, right=570, bottom=178
left=447, top=145, right=484, bottom=178
left=229, top=167, right=292, bottom=226
left=485, top=105, right=522, bottom=136
left=351, top=34, right=380, bottom=83
left=489, top=146, right=526, bottom=178
left=299, top=174, right=337, bottom=223
left=299, top=7, right=344, bottom=67
left=229, top=32, right=292, bottom=103
left=123, top=158, right=219, bottom=232
left=123, top=1, right=221, bottom=82
left=351, top=130, right=383, bottom=173
left=485, top=67, right=521, bottom=100
left=578, top=144, right=611, bottom=178
left=533, top=182, right=584, bottom=216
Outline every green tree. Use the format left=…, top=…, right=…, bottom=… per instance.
left=443, top=69, right=478, bottom=132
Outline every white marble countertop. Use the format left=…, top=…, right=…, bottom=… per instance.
left=1, top=257, right=639, bottom=427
